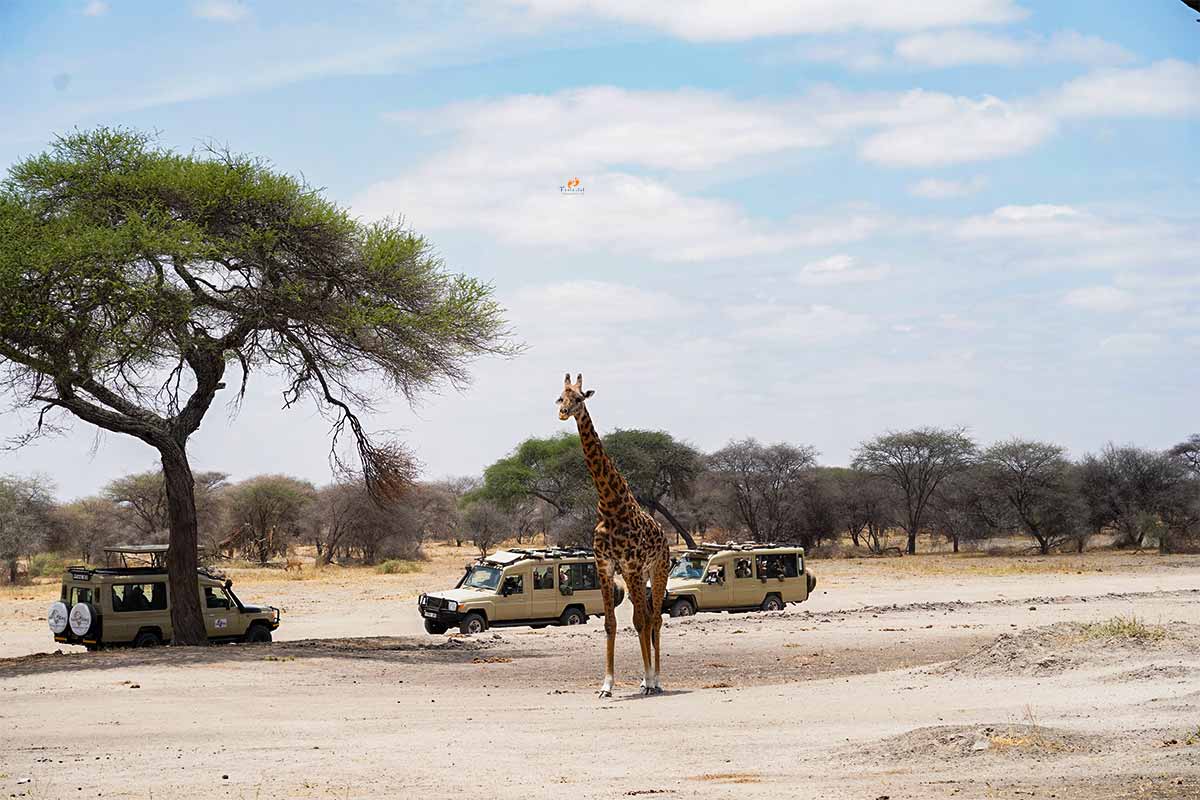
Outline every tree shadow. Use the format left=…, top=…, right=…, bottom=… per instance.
left=0, top=635, right=546, bottom=679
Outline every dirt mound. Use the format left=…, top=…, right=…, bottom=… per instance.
left=1104, top=663, right=1192, bottom=683
left=937, top=621, right=1191, bottom=676
left=853, top=723, right=1107, bottom=762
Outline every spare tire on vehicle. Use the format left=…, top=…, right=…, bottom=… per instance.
left=48, top=601, right=70, bottom=635
left=69, top=602, right=100, bottom=639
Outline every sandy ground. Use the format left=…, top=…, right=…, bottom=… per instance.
left=3, top=548, right=1200, bottom=799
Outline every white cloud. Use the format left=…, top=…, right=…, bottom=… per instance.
left=1053, top=59, right=1200, bottom=119
left=83, top=1, right=109, bottom=16
left=896, top=30, right=1031, bottom=67
left=894, top=29, right=1131, bottom=68
left=725, top=303, right=875, bottom=343
left=505, top=280, right=699, bottom=328
left=506, top=0, right=1026, bottom=40
left=908, top=176, right=987, bottom=198
left=1063, top=286, right=1134, bottom=312
left=1099, top=332, right=1162, bottom=357
left=796, top=254, right=891, bottom=285
left=860, top=94, right=1055, bottom=166
left=193, top=1, right=250, bottom=21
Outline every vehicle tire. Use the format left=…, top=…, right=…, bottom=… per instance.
left=807, top=573, right=817, bottom=594
left=669, top=598, right=695, bottom=618
left=761, top=594, right=784, bottom=612
left=133, top=630, right=161, bottom=648
left=244, top=624, right=273, bottom=644
left=459, top=612, right=487, bottom=635
left=68, top=602, right=99, bottom=639
left=424, top=618, right=449, bottom=635
left=48, top=601, right=70, bottom=635
left=559, top=607, right=586, bottom=626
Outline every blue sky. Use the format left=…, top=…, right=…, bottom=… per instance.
left=1, top=1, right=1198, bottom=499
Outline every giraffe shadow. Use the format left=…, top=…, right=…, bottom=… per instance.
left=610, top=688, right=692, bottom=701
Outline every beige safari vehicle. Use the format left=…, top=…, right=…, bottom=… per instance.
left=47, top=545, right=281, bottom=649
left=662, top=542, right=817, bottom=617
left=418, top=547, right=626, bottom=635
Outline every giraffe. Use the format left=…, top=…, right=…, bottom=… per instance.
left=556, top=372, right=671, bottom=697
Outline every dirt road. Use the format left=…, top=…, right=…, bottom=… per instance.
left=3, top=552, right=1199, bottom=799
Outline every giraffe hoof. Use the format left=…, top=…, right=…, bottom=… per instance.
left=598, top=689, right=612, bottom=699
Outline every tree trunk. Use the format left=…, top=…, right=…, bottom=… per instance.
left=906, top=529, right=917, bottom=555
left=646, top=498, right=697, bottom=549
left=7, top=558, right=17, bottom=584
left=951, top=535, right=959, bottom=554
left=160, top=444, right=207, bottom=646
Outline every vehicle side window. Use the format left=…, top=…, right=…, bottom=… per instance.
left=756, top=554, right=798, bottom=579
left=503, top=574, right=524, bottom=594
left=68, top=587, right=93, bottom=606
left=562, top=562, right=599, bottom=591
left=204, top=586, right=231, bottom=609
left=533, top=566, right=554, bottom=590
left=112, top=583, right=166, bottom=612
left=734, top=558, right=753, bottom=579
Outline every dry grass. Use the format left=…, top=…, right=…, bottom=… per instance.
left=375, top=559, right=422, bottom=575
left=1075, top=615, right=1167, bottom=643
left=694, top=773, right=761, bottom=784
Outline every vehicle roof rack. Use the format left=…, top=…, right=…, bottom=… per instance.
left=689, top=541, right=804, bottom=553
left=502, top=547, right=596, bottom=560
left=104, top=544, right=169, bottom=568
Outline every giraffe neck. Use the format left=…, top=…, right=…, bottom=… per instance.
left=574, top=405, right=635, bottom=517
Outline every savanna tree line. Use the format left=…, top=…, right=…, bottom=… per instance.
left=4, top=428, right=1199, bottom=583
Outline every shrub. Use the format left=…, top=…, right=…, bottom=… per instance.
left=1076, top=615, right=1167, bottom=642
left=376, top=559, right=422, bottom=575
left=27, top=552, right=70, bottom=578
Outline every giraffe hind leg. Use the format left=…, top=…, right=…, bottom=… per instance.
left=647, top=553, right=669, bottom=693
left=597, top=558, right=617, bottom=698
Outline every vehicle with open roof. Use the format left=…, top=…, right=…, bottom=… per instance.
left=47, top=545, right=281, bottom=649
left=661, top=541, right=817, bottom=617
left=418, top=547, right=625, bottom=635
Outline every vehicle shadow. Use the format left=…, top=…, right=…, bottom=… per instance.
left=0, top=635, right=545, bottom=679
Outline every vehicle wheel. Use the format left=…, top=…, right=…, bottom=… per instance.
left=244, top=625, right=273, bottom=644
left=669, top=598, right=695, bottom=618
left=424, top=618, right=448, bottom=635
left=761, top=594, right=784, bottom=612
left=133, top=630, right=161, bottom=648
left=559, top=607, right=586, bottom=626
left=459, top=613, right=487, bottom=635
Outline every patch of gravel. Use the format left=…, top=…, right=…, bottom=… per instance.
left=849, top=723, right=1108, bottom=762
left=935, top=622, right=1195, bottom=677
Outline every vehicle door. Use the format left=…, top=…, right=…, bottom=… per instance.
left=530, top=564, right=559, bottom=619
left=109, top=581, right=168, bottom=643
left=493, top=567, right=530, bottom=622
left=696, top=559, right=731, bottom=610
left=201, top=584, right=238, bottom=638
left=731, top=556, right=760, bottom=607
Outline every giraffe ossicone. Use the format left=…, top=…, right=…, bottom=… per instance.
left=556, top=371, right=671, bottom=697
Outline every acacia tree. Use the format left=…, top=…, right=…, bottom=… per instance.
left=605, top=429, right=701, bottom=548
left=225, top=475, right=316, bottom=564
left=103, top=469, right=227, bottom=544
left=976, top=439, right=1082, bottom=554
left=0, top=475, right=55, bottom=583
left=707, top=438, right=818, bottom=543
left=0, top=130, right=510, bottom=643
left=852, top=427, right=977, bottom=554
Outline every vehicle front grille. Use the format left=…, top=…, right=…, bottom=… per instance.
left=423, top=596, right=443, bottom=610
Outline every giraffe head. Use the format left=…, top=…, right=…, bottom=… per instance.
left=556, top=372, right=594, bottom=421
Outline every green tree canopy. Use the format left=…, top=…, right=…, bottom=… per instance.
left=0, top=129, right=512, bottom=642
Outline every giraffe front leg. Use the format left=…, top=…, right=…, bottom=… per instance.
left=597, top=558, right=617, bottom=698
left=647, top=555, right=669, bottom=694
left=629, top=572, right=653, bottom=694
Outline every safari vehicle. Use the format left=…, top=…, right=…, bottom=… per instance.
left=47, top=545, right=281, bottom=649
left=662, top=542, right=816, bottom=618
left=418, top=547, right=625, bottom=635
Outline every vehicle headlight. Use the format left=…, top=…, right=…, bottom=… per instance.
left=446, top=600, right=458, bottom=612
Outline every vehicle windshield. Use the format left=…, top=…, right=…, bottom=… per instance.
left=669, top=556, right=707, bottom=580
left=463, top=565, right=502, bottom=590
